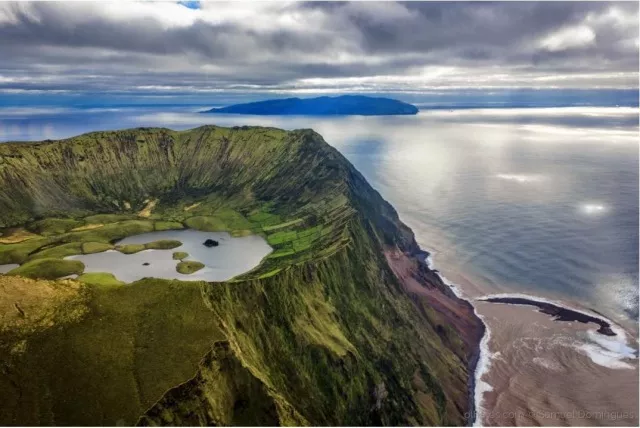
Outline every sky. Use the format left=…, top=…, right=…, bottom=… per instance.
left=0, top=1, right=638, bottom=98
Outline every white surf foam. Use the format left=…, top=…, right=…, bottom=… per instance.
left=425, top=253, right=465, bottom=299
left=471, top=308, right=493, bottom=427
left=424, top=251, right=492, bottom=426
left=476, top=292, right=638, bottom=370
left=575, top=330, right=637, bottom=370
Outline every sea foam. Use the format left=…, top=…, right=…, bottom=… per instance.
left=477, top=292, right=638, bottom=370
left=424, top=251, right=493, bottom=426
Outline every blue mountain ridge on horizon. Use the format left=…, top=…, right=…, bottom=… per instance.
left=202, top=95, right=419, bottom=116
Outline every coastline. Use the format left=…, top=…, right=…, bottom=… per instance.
left=475, top=292, right=638, bottom=351
left=465, top=311, right=487, bottom=427
left=478, top=295, right=618, bottom=336
left=422, top=250, right=639, bottom=427
left=422, top=252, right=490, bottom=426
left=385, top=245, right=485, bottom=425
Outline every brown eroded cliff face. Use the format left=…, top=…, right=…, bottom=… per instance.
left=385, top=249, right=484, bottom=357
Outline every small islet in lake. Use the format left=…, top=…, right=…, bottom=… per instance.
left=66, top=229, right=272, bottom=282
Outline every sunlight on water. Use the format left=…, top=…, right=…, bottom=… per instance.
left=579, top=203, right=609, bottom=216
left=495, top=174, right=545, bottom=183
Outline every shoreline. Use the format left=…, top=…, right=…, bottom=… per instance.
left=420, top=252, right=638, bottom=427
left=476, top=292, right=637, bottom=346
left=478, top=295, right=617, bottom=336
left=420, top=251, right=489, bottom=426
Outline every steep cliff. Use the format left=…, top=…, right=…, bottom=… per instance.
left=0, top=126, right=482, bottom=425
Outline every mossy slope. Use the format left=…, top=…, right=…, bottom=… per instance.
left=0, top=277, right=222, bottom=426
left=0, top=126, right=481, bottom=426
left=138, top=341, right=286, bottom=426
left=176, top=260, right=204, bottom=274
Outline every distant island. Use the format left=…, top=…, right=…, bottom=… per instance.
left=202, top=95, right=419, bottom=116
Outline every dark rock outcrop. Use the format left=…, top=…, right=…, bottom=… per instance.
left=203, top=239, right=219, bottom=248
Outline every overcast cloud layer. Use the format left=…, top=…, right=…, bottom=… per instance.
left=0, top=1, right=638, bottom=95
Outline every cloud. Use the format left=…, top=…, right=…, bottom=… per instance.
left=0, top=1, right=637, bottom=94
left=539, top=25, right=596, bottom=51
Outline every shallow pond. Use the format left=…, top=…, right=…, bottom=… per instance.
left=67, top=229, right=272, bottom=282
left=0, top=264, right=19, bottom=274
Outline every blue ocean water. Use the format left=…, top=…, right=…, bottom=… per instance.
left=1, top=94, right=637, bottom=325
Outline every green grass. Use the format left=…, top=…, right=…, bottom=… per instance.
left=262, top=218, right=304, bottom=231
left=248, top=210, right=282, bottom=225
left=65, top=220, right=155, bottom=244
left=0, top=236, right=52, bottom=264
left=211, top=208, right=253, bottom=230
left=266, top=230, right=298, bottom=246
left=293, top=287, right=355, bottom=357
left=184, top=209, right=253, bottom=233
left=268, top=248, right=296, bottom=258
left=11, top=222, right=180, bottom=269
left=1, top=217, right=175, bottom=266
left=77, top=272, right=124, bottom=286
left=83, top=214, right=137, bottom=224
left=176, top=261, right=204, bottom=274
left=114, top=239, right=182, bottom=254
left=8, top=258, right=84, bottom=279
left=184, top=216, right=227, bottom=232
left=116, top=244, right=146, bottom=254
left=27, top=218, right=82, bottom=235
left=172, top=251, right=188, bottom=260
left=144, top=240, right=182, bottom=250
left=81, top=242, right=114, bottom=254
left=28, top=242, right=84, bottom=260
left=154, top=221, right=184, bottom=231
left=0, top=277, right=224, bottom=425
left=256, top=268, right=283, bottom=279
left=292, top=238, right=313, bottom=252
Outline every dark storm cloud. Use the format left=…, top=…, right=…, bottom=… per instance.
left=0, top=1, right=636, bottom=93
left=338, top=1, right=637, bottom=63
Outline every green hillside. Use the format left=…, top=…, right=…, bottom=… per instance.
left=0, top=126, right=482, bottom=425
